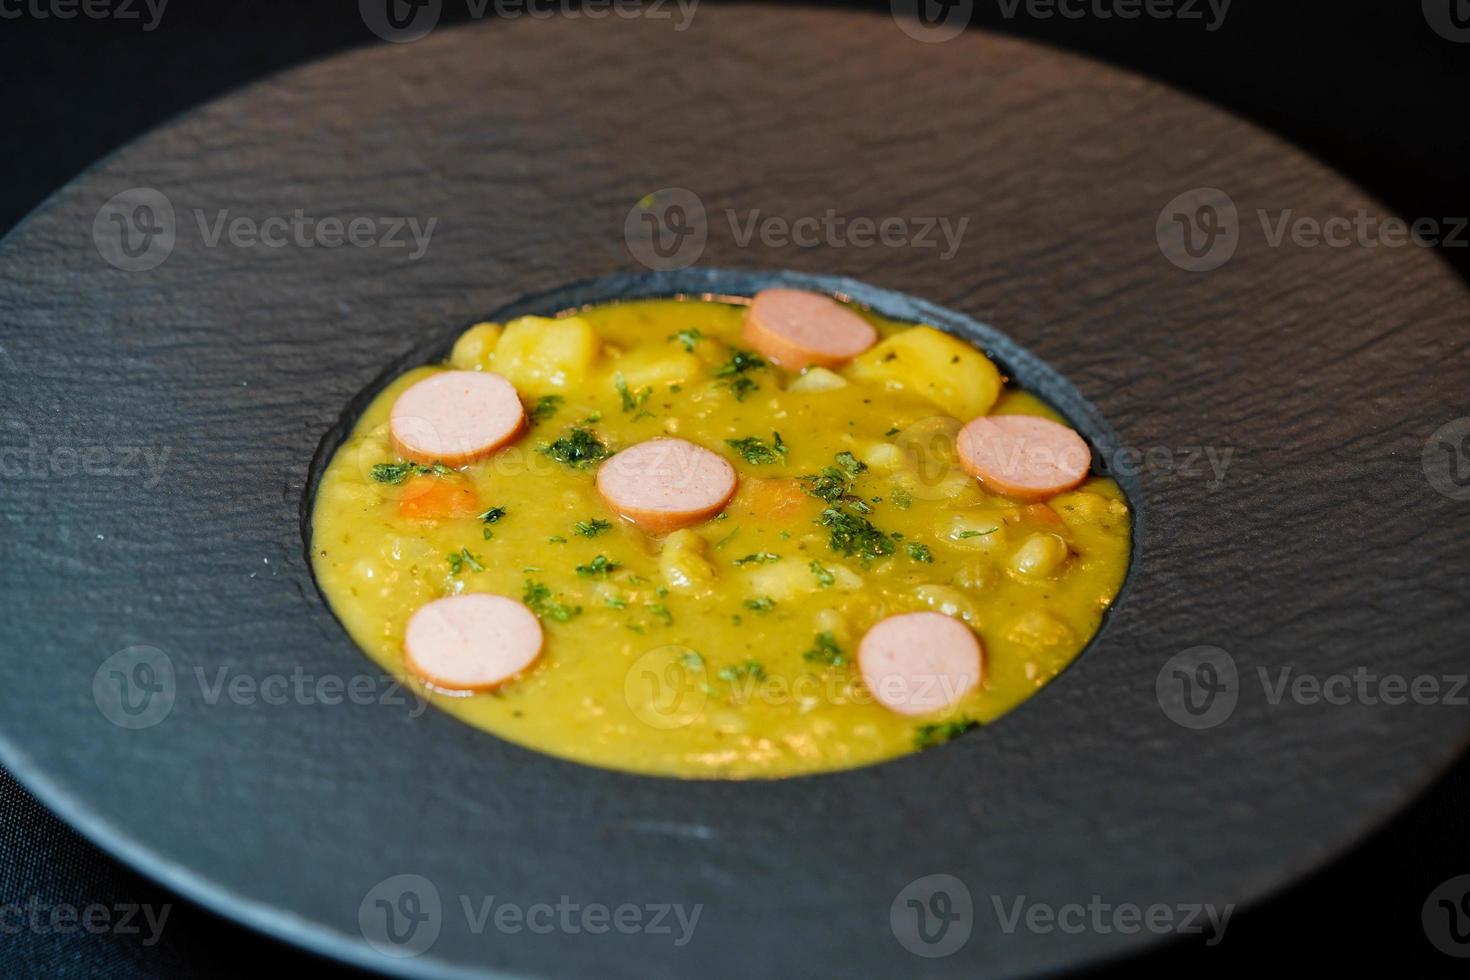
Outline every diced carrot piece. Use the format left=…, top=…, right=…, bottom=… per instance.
left=1019, top=503, right=1066, bottom=529
left=739, top=478, right=815, bottom=520
left=396, top=476, right=481, bottom=522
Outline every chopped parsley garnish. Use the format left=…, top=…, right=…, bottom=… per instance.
left=575, top=555, right=621, bottom=579
left=604, top=594, right=628, bottom=609
left=809, top=560, right=835, bottom=588
left=717, top=660, right=765, bottom=683
left=733, top=552, right=781, bottom=566
left=726, top=431, right=787, bottom=465
left=957, top=527, right=999, bottom=539
left=906, top=542, right=934, bottom=563
left=370, top=460, right=449, bottom=484
left=548, top=535, right=567, bottom=543
left=743, top=596, right=776, bottom=614
left=884, top=426, right=902, bottom=436
left=889, top=486, right=913, bottom=509
left=803, top=631, right=845, bottom=666
left=573, top=518, right=612, bottom=538
left=914, top=717, right=981, bottom=749
left=819, top=506, right=897, bottom=562
left=478, top=506, right=506, bottom=524
left=529, top=395, right=563, bottom=424
left=615, top=373, right=653, bottom=414
left=446, top=548, right=484, bottom=575
left=714, top=348, right=767, bottom=401
left=539, top=427, right=610, bottom=468
left=522, top=579, right=581, bottom=622
left=834, top=451, right=867, bottom=477
left=670, top=328, right=703, bottom=351
left=799, top=467, right=849, bottom=503
left=648, top=602, right=672, bottom=625
left=679, top=651, right=705, bottom=669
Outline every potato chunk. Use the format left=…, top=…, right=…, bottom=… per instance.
left=449, top=322, right=503, bottom=371
left=492, top=315, right=601, bottom=393
left=612, top=345, right=701, bottom=389
left=659, top=529, right=717, bottom=592
left=844, top=326, right=1002, bottom=419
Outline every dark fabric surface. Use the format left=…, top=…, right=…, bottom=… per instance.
left=1, top=1, right=1467, bottom=977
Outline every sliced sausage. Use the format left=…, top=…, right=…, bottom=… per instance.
left=404, top=593, right=543, bottom=692
left=859, top=612, right=982, bottom=717
left=596, top=437, right=738, bottom=534
left=390, top=370, right=525, bottom=468
left=742, top=288, right=878, bottom=371
left=955, top=414, right=1091, bottom=501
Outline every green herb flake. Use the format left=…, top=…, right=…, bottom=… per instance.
left=573, top=518, right=612, bottom=538
left=957, top=527, right=999, bottom=539
left=890, top=486, right=913, bottom=510
left=679, top=651, right=705, bottom=668
left=819, top=507, right=897, bottom=563
left=803, top=631, right=845, bottom=667
left=670, top=328, right=704, bottom=351
left=715, top=348, right=768, bottom=401
left=522, top=578, right=581, bottom=622
left=726, top=431, right=788, bottom=465
left=906, top=542, right=935, bottom=563
left=809, top=560, right=835, bottom=588
left=615, top=373, right=653, bottom=414
left=604, top=594, right=628, bottom=609
left=914, top=717, right=981, bottom=750
left=575, top=555, right=621, bottom=579
left=733, top=552, right=781, bottom=566
left=478, top=506, right=507, bottom=524
left=743, top=596, right=776, bottom=614
left=834, top=451, right=868, bottom=477
left=539, top=427, right=611, bottom=469
left=648, top=602, right=673, bottom=625
left=530, top=395, right=563, bottom=424
left=717, top=660, right=766, bottom=683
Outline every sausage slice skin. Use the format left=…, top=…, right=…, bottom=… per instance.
left=742, top=288, right=879, bottom=371
left=404, top=593, right=544, bottom=692
left=390, top=370, right=526, bottom=468
left=859, top=612, right=983, bottom=717
left=955, top=414, right=1091, bottom=502
left=596, top=437, right=738, bottom=535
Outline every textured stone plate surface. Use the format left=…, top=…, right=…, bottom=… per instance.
left=0, top=5, right=1467, bottom=977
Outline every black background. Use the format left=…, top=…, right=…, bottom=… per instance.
left=1, top=1, right=1467, bottom=976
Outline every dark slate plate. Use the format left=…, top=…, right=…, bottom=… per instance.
left=1, top=5, right=1467, bottom=978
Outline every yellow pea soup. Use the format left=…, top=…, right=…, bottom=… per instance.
left=310, top=297, right=1131, bottom=778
